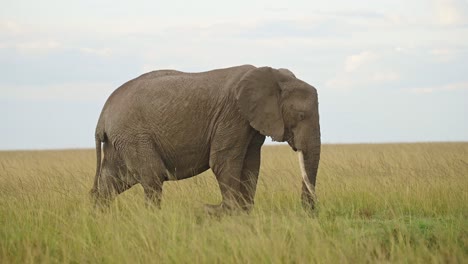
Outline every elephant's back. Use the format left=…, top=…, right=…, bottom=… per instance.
left=105, top=64, right=254, bottom=108
left=100, top=70, right=192, bottom=118
left=97, top=70, right=215, bottom=145
left=97, top=64, right=254, bottom=143
left=136, top=69, right=185, bottom=80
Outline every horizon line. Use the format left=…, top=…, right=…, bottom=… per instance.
left=1, top=141, right=467, bottom=152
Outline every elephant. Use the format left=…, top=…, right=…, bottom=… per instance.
left=90, top=64, right=321, bottom=213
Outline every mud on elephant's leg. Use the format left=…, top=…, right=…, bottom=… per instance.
left=239, top=133, right=265, bottom=212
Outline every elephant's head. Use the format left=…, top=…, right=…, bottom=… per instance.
left=236, top=66, right=321, bottom=210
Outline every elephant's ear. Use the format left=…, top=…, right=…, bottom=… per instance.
left=236, top=67, right=285, bottom=141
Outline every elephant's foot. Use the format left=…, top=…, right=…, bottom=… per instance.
left=204, top=201, right=252, bottom=216
left=145, top=199, right=162, bottom=209
left=204, top=203, right=239, bottom=216
left=204, top=203, right=225, bottom=216
left=89, top=188, right=115, bottom=210
left=240, top=203, right=254, bottom=214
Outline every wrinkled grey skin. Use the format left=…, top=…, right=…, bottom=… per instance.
left=91, top=65, right=321, bottom=213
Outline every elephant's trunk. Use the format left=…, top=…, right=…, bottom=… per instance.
left=297, top=135, right=321, bottom=210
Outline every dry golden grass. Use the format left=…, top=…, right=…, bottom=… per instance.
left=0, top=143, right=467, bottom=263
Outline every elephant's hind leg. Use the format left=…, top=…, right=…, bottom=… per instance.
left=92, top=142, right=136, bottom=208
left=122, top=142, right=168, bottom=208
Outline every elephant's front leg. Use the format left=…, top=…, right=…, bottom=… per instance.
left=239, top=133, right=265, bottom=212
left=208, top=150, right=246, bottom=213
left=207, top=121, right=255, bottom=214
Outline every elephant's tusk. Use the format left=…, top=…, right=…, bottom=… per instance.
left=298, top=151, right=315, bottom=194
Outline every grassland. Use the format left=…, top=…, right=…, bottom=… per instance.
left=0, top=143, right=467, bottom=263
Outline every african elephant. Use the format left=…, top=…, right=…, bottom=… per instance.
left=91, top=65, right=321, bottom=213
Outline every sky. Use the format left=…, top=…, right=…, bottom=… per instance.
left=1, top=0, right=467, bottom=150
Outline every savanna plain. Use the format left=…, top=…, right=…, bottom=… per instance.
left=0, top=143, right=467, bottom=263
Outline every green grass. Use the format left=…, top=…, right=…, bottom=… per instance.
left=1, top=143, right=467, bottom=263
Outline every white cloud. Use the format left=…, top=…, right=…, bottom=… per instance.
left=371, top=72, right=400, bottom=82
left=79, top=47, right=113, bottom=57
left=325, top=71, right=400, bottom=90
left=2, top=82, right=116, bottom=102
left=430, top=48, right=458, bottom=62
left=433, top=0, right=468, bottom=26
left=409, top=81, right=468, bottom=94
left=325, top=51, right=401, bottom=90
left=344, top=51, right=379, bottom=72
left=0, top=20, right=23, bottom=34
left=16, top=40, right=62, bottom=55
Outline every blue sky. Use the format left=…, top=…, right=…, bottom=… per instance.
left=1, top=0, right=467, bottom=150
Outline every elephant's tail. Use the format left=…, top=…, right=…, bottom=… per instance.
left=94, top=125, right=105, bottom=187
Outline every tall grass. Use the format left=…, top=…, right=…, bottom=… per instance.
left=0, top=143, right=467, bottom=263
